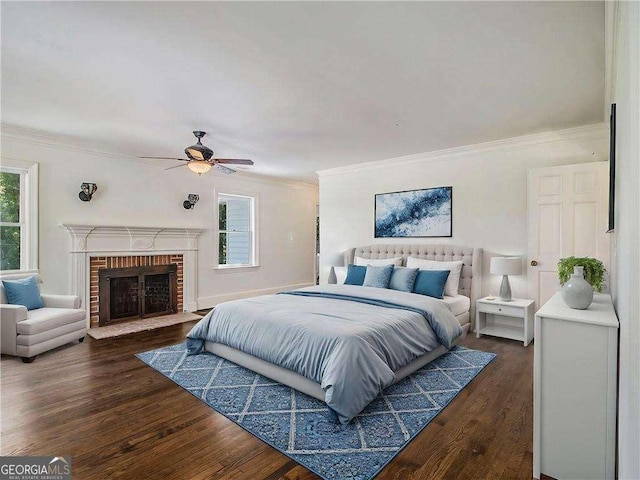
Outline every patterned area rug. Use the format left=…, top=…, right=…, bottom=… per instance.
left=137, top=343, right=496, bottom=480
left=87, top=313, right=202, bottom=339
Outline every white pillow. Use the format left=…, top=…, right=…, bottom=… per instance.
left=405, top=258, right=464, bottom=296
left=355, top=256, right=403, bottom=267
left=331, top=266, right=348, bottom=284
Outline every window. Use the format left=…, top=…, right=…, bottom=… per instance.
left=217, top=193, right=257, bottom=268
left=0, top=161, right=38, bottom=272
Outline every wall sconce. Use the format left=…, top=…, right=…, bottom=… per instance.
left=183, top=194, right=199, bottom=210
left=79, top=183, right=98, bottom=202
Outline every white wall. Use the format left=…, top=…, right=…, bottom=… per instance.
left=0, top=130, right=318, bottom=308
left=318, top=125, right=608, bottom=299
left=608, top=2, right=640, bottom=478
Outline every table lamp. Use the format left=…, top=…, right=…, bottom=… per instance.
left=490, top=257, right=522, bottom=301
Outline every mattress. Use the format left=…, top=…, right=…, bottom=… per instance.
left=442, top=294, right=471, bottom=316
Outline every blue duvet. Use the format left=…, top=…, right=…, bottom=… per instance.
left=186, top=284, right=462, bottom=424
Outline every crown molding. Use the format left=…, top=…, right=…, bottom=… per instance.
left=316, top=123, right=608, bottom=178
left=0, top=124, right=317, bottom=191
left=219, top=170, right=318, bottom=191
left=0, top=124, right=137, bottom=161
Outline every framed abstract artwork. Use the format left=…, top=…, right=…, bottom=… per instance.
left=375, top=186, right=452, bottom=238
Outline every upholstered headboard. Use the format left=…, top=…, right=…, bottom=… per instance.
left=344, top=244, right=483, bottom=322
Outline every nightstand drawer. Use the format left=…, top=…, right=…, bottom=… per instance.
left=479, top=303, right=522, bottom=318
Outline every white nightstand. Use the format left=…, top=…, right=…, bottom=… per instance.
left=476, top=297, right=535, bottom=346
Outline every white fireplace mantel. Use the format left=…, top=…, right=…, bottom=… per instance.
left=62, top=224, right=204, bottom=325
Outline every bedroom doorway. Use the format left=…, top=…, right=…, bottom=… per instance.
left=527, top=162, right=610, bottom=308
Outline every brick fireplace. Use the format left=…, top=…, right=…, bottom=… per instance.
left=63, top=225, right=203, bottom=328
left=90, top=255, right=183, bottom=328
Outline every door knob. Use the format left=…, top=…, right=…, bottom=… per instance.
left=531, top=260, right=538, bottom=266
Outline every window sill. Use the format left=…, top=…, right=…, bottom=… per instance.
left=213, top=265, right=260, bottom=273
left=0, top=268, right=39, bottom=276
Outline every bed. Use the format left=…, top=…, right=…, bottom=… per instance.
left=187, top=244, right=482, bottom=424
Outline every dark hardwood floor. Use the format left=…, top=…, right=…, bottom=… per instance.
left=1, top=323, right=535, bottom=479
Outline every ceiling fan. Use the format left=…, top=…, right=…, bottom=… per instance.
left=139, top=131, right=254, bottom=176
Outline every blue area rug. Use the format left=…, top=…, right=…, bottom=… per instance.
left=137, top=343, right=495, bottom=480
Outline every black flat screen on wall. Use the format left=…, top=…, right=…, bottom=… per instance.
left=608, top=103, right=616, bottom=232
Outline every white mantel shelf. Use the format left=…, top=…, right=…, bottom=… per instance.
left=61, top=224, right=205, bottom=324
left=62, top=224, right=204, bottom=236
left=62, top=224, right=203, bottom=253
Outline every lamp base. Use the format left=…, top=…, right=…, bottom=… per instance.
left=499, top=275, right=512, bottom=302
left=327, top=266, right=337, bottom=285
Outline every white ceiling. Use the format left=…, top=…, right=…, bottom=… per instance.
left=1, top=1, right=604, bottom=184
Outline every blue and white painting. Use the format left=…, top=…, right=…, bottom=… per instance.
left=375, top=186, right=452, bottom=237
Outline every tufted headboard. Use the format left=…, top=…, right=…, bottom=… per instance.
left=344, top=244, right=483, bottom=322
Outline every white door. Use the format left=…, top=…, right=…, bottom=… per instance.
left=528, top=162, right=610, bottom=308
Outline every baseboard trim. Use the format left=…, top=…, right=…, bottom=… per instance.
left=197, top=282, right=314, bottom=309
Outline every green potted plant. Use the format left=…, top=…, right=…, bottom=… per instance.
left=557, top=256, right=606, bottom=309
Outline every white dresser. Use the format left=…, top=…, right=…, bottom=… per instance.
left=533, top=292, right=618, bottom=480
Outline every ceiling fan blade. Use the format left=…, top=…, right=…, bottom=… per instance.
left=214, top=158, right=254, bottom=165
left=164, top=164, right=189, bottom=171
left=214, top=164, right=236, bottom=175
left=139, top=156, right=190, bottom=161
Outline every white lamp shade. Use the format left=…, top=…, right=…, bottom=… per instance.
left=490, top=257, right=522, bottom=276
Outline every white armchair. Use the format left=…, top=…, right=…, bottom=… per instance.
left=0, top=272, right=87, bottom=363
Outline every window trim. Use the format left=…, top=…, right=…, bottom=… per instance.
left=213, top=189, right=259, bottom=270
left=0, top=159, right=38, bottom=273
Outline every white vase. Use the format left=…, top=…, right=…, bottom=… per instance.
left=561, top=266, right=594, bottom=309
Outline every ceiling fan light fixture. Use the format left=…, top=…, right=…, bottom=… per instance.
left=187, top=160, right=212, bottom=175
left=141, top=131, right=251, bottom=177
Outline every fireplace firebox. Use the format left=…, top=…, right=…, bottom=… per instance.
left=98, top=264, right=178, bottom=326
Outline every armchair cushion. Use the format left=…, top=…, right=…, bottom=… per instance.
left=16, top=308, right=86, bottom=335
left=2, top=276, right=44, bottom=310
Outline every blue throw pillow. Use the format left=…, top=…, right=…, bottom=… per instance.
left=344, top=264, right=367, bottom=286
left=2, top=275, right=44, bottom=310
left=363, top=264, right=394, bottom=289
left=412, top=270, right=450, bottom=299
left=389, top=267, right=420, bottom=292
